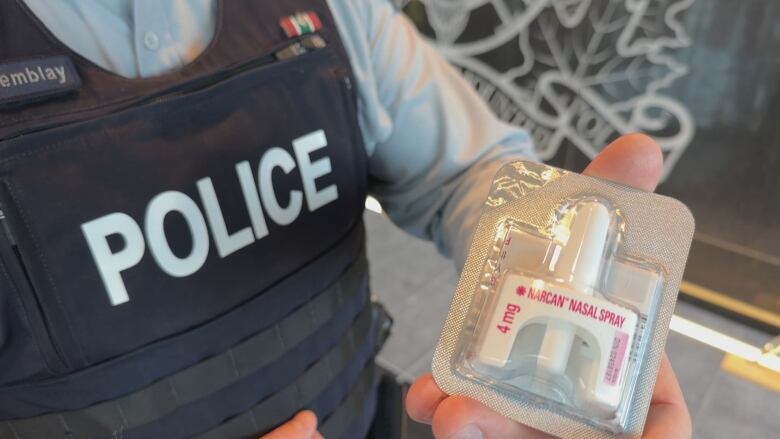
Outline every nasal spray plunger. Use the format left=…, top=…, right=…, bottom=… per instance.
left=537, top=201, right=611, bottom=375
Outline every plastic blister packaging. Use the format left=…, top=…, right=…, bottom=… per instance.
left=432, top=161, right=694, bottom=438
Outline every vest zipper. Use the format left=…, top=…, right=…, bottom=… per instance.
left=150, top=34, right=328, bottom=106
left=0, top=208, right=14, bottom=246
left=3, top=34, right=329, bottom=141
left=146, top=55, right=275, bottom=106
left=0, top=204, right=69, bottom=372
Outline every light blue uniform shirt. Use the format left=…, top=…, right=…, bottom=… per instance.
left=23, top=0, right=535, bottom=269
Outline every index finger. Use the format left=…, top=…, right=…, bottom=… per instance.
left=642, top=354, right=692, bottom=439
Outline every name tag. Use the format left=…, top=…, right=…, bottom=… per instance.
left=0, top=55, right=81, bottom=106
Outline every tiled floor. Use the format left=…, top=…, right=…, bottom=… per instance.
left=366, top=211, right=780, bottom=439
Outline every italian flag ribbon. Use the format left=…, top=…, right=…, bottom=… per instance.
left=280, top=11, right=323, bottom=38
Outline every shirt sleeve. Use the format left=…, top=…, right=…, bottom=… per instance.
left=328, top=0, right=536, bottom=270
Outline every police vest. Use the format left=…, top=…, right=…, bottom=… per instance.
left=0, top=0, right=381, bottom=437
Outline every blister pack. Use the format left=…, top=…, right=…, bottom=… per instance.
left=432, top=161, right=694, bottom=438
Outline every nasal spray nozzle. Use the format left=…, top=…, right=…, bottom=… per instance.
left=537, top=201, right=611, bottom=375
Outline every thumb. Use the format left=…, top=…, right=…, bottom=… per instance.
left=260, top=410, right=321, bottom=439
left=583, top=133, right=663, bottom=191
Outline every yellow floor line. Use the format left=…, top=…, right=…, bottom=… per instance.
left=721, top=353, right=780, bottom=394
left=679, top=280, right=780, bottom=329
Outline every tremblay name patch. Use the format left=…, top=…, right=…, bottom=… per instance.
left=0, top=55, right=80, bottom=106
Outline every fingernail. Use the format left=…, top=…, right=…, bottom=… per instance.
left=451, top=424, right=483, bottom=439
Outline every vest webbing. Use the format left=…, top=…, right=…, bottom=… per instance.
left=2, top=253, right=376, bottom=438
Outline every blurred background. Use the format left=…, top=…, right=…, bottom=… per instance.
left=371, top=1, right=780, bottom=438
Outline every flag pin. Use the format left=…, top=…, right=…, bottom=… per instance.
left=280, top=11, right=323, bottom=38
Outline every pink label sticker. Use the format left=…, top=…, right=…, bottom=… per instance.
left=604, top=331, right=629, bottom=386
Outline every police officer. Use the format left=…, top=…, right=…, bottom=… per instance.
left=0, top=1, right=689, bottom=438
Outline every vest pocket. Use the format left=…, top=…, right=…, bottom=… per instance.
left=0, top=40, right=365, bottom=375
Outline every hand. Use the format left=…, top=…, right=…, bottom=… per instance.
left=259, top=410, right=324, bottom=439
left=406, top=134, right=692, bottom=439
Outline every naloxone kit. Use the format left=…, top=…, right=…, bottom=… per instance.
left=432, top=161, right=694, bottom=438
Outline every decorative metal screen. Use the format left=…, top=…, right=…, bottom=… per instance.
left=401, top=0, right=780, bottom=327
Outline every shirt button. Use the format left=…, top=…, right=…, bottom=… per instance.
left=144, top=31, right=160, bottom=50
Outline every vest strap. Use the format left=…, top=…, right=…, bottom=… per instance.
left=198, top=301, right=392, bottom=439
left=1, top=256, right=368, bottom=439
left=196, top=354, right=378, bottom=439
left=319, top=359, right=377, bottom=438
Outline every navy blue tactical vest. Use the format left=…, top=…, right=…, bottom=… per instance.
left=0, top=0, right=381, bottom=437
